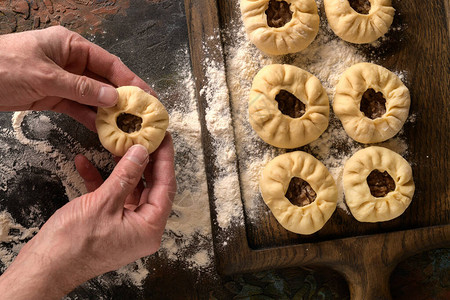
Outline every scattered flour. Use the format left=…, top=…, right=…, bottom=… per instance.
left=200, top=37, right=245, bottom=230
left=157, top=48, right=213, bottom=269
left=0, top=211, right=38, bottom=270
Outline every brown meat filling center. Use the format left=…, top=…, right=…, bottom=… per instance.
left=286, top=177, right=317, bottom=207
left=349, top=0, right=371, bottom=15
left=265, top=0, right=293, bottom=28
left=360, top=88, right=387, bottom=119
left=116, top=113, right=143, bottom=133
left=367, top=170, right=396, bottom=198
left=276, top=90, right=306, bottom=118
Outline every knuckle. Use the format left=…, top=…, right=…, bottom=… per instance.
left=50, top=25, right=69, bottom=35
left=111, top=54, right=121, bottom=63
left=34, top=67, right=59, bottom=95
left=74, top=75, right=92, bottom=98
left=69, top=30, right=84, bottom=43
left=154, top=199, right=172, bottom=219
left=43, top=68, right=60, bottom=82
left=113, top=168, right=136, bottom=190
left=152, top=203, right=165, bottom=217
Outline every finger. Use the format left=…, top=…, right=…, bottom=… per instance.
left=83, top=43, right=156, bottom=96
left=40, top=27, right=156, bottom=100
left=146, top=133, right=176, bottom=199
left=70, top=37, right=157, bottom=97
left=50, top=70, right=119, bottom=108
left=143, top=157, right=153, bottom=189
left=83, top=70, right=112, bottom=86
left=124, top=160, right=153, bottom=210
left=96, top=144, right=149, bottom=212
left=124, top=180, right=146, bottom=210
left=135, top=134, right=176, bottom=222
left=114, top=151, right=148, bottom=209
left=75, top=154, right=104, bottom=192
left=134, top=162, right=153, bottom=207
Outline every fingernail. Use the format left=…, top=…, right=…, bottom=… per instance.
left=125, top=144, right=149, bottom=166
left=98, top=86, right=118, bottom=107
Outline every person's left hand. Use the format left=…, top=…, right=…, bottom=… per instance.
left=0, top=26, right=154, bottom=131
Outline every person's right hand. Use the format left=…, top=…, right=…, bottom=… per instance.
left=0, top=134, right=176, bottom=300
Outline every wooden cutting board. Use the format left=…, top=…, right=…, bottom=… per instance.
left=185, top=0, right=450, bottom=299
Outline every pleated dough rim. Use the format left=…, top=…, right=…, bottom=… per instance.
left=324, top=0, right=395, bottom=44
left=240, top=0, right=320, bottom=55
left=260, top=151, right=338, bottom=235
left=343, top=146, right=415, bottom=223
left=96, top=86, right=169, bottom=157
left=249, top=64, right=329, bottom=148
left=333, top=62, right=410, bottom=144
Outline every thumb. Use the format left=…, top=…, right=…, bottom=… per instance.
left=52, top=70, right=118, bottom=107
left=97, top=145, right=149, bottom=212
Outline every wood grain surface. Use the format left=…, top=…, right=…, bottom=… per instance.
left=186, top=0, right=450, bottom=298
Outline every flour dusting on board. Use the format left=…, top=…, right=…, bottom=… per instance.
left=200, top=36, right=244, bottom=230
left=216, top=0, right=413, bottom=221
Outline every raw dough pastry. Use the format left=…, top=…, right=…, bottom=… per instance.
left=240, top=0, right=319, bottom=55
left=249, top=64, right=329, bottom=148
left=343, top=146, right=415, bottom=222
left=324, top=0, right=395, bottom=44
left=96, top=86, right=169, bottom=157
left=260, top=151, right=338, bottom=234
left=333, top=62, right=410, bottom=144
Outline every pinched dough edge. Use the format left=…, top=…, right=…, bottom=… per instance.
left=240, top=0, right=319, bottom=55
left=260, top=151, right=338, bottom=234
left=96, top=86, right=169, bottom=157
left=343, top=146, right=415, bottom=222
left=333, top=63, right=410, bottom=144
left=324, top=0, right=395, bottom=44
left=249, top=64, right=329, bottom=148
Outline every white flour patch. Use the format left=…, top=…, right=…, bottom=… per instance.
left=0, top=211, right=39, bottom=271
left=200, top=37, right=244, bottom=230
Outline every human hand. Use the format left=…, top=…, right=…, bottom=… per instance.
left=0, top=26, right=154, bottom=131
left=0, top=134, right=175, bottom=299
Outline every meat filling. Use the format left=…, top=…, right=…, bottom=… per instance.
left=349, top=0, right=371, bottom=15
left=367, top=170, right=396, bottom=198
left=360, top=88, right=387, bottom=119
left=116, top=113, right=143, bottom=133
left=265, top=0, right=293, bottom=28
left=286, top=177, right=317, bottom=207
left=276, top=90, right=306, bottom=118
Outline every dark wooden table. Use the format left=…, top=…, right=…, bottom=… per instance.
left=0, top=0, right=448, bottom=299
